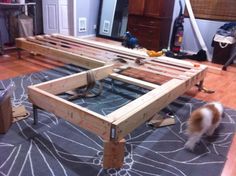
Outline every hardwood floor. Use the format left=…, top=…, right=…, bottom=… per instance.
left=0, top=48, right=236, bottom=176
left=0, top=51, right=64, bottom=80
left=186, top=61, right=236, bottom=109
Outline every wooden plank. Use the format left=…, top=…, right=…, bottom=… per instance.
left=42, top=36, right=121, bottom=63
left=146, top=60, right=189, bottom=72
left=119, top=67, right=172, bottom=85
left=108, top=67, right=207, bottom=140
left=103, top=139, right=125, bottom=169
left=30, top=36, right=109, bottom=65
left=109, top=73, right=159, bottom=90
left=60, top=34, right=199, bottom=71
left=134, top=66, right=188, bottom=80
left=16, top=38, right=105, bottom=69
left=145, top=64, right=186, bottom=75
left=152, top=56, right=195, bottom=69
left=45, top=35, right=121, bottom=60
left=34, top=65, right=114, bottom=95
left=52, top=34, right=148, bottom=58
left=28, top=87, right=112, bottom=140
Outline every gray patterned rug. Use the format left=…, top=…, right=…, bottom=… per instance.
left=0, top=64, right=235, bottom=176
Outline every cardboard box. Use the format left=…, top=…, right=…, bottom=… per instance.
left=212, top=41, right=233, bottom=65
left=0, top=96, right=12, bottom=134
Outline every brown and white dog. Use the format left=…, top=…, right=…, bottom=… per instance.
left=185, top=102, right=224, bottom=151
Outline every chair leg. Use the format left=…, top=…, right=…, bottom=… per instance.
left=33, top=105, right=38, bottom=125
left=222, top=52, right=236, bottom=71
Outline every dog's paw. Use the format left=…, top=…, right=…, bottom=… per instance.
left=184, top=142, right=195, bottom=151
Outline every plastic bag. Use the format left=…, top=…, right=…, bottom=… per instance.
left=214, top=34, right=236, bottom=45
left=0, top=82, right=15, bottom=104
left=213, top=22, right=236, bottom=48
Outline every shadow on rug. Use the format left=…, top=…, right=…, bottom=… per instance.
left=0, top=64, right=235, bottom=176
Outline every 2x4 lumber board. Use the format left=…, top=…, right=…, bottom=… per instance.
left=108, top=67, right=207, bottom=140
left=45, top=35, right=109, bottom=55
left=52, top=34, right=204, bottom=72
left=32, top=36, right=103, bottom=61
left=35, top=65, right=114, bottom=95
left=27, top=36, right=106, bottom=66
left=145, top=64, right=186, bottom=75
left=47, top=35, right=138, bottom=62
left=153, top=56, right=196, bottom=69
left=145, top=60, right=189, bottom=72
left=26, top=37, right=78, bottom=55
left=120, top=67, right=171, bottom=85
left=134, top=66, right=187, bottom=80
left=29, top=36, right=119, bottom=64
left=47, top=35, right=120, bottom=59
left=52, top=34, right=148, bottom=58
left=109, top=73, right=159, bottom=90
left=15, top=38, right=105, bottom=69
left=103, top=139, right=125, bottom=169
left=28, top=87, right=112, bottom=140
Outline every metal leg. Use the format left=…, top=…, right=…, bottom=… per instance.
left=198, top=80, right=204, bottom=91
left=222, top=52, right=236, bottom=71
left=0, top=29, right=4, bottom=55
left=17, top=48, right=21, bottom=59
left=196, top=80, right=215, bottom=94
left=33, top=4, right=37, bottom=35
left=33, top=105, right=38, bottom=125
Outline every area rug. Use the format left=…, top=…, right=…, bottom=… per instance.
left=0, top=64, right=235, bottom=176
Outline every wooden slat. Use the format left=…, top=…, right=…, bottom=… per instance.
left=120, top=67, right=172, bottom=84
left=108, top=66, right=207, bottom=140
left=134, top=66, right=187, bottom=80
left=28, top=36, right=112, bottom=65
left=145, top=64, right=186, bottom=75
left=153, top=56, right=195, bottom=69
left=146, top=60, right=189, bottom=72
left=52, top=34, right=148, bottom=58
left=35, top=65, right=114, bottom=95
left=16, top=38, right=105, bottom=69
left=109, top=73, right=159, bottom=90
left=28, top=87, right=112, bottom=140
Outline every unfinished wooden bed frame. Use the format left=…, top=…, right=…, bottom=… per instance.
left=16, top=34, right=207, bottom=169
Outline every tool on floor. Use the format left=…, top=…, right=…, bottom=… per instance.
left=147, top=50, right=163, bottom=57
left=12, top=105, right=30, bottom=122
left=122, top=31, right=138, bottom=49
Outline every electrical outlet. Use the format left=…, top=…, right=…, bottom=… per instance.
left=78, top=17, right=87, bottom=32
left=103, top=20, right=110, bottom=34
left=93, top=25, right=97, bottom=30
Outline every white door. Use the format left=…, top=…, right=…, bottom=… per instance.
left=43, top=0, right=73, bottom=35
left=43, top=0, right=59, bottom=34
left=58, top=0, right=69, bottom=35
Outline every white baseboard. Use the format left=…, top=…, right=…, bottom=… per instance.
left=77, top=34, right=96, bottom=39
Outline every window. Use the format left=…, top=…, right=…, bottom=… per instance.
left=184, top=0, right=236, bottom=21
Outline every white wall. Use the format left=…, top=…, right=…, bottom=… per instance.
left=170, top=0, right=227, bottom=59
left=76, top=0, right=100, bottom=37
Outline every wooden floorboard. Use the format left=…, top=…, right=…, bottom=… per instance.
left=1, top=43, right=236, bottom=176
left=0, top=51, right=64, bottom=80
